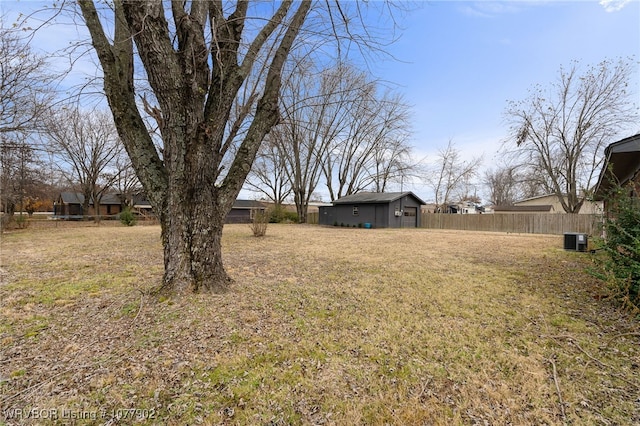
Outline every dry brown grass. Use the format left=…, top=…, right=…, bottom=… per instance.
left=0, top=224, right=638, bottom=425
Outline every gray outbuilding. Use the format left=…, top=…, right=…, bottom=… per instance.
left=318, top=191, right=426, bottom=228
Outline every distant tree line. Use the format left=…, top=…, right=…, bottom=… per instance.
left=2, top=18, right=636, bottom=229
left=0, top=26, right=141, bottom=226
left=245, top=60, right=416, bottom=223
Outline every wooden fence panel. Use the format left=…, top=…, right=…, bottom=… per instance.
left=310, top=211, right=599, bottom=235
left=307, top=212, right=319, bottom=224
left=420, top=213, right=600, bottom=235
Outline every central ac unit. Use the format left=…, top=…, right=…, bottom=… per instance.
left=564, top=233, right=588, bottom=252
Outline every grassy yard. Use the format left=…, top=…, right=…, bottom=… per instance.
left=0, top=224, right=638, bottom=425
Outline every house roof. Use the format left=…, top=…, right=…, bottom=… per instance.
left=58, top=192, right=122, bottom=205
left=132, top=193, right=151, bottom=206
left=493, top=205, right=553, bottom=212
left=594, top=133, right=640, bottom=200
left=332, top=191, right=426, bottom=205
left=513, top=194, right=558, bottom=204
left=59, top=192, right=84, bottom=204
left=232, top=199, right=265, bottom=209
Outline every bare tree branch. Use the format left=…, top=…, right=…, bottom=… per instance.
left=505, top=58, right=637, bottom=213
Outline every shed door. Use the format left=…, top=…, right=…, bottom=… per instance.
left=402, top=207, right=417, bottom=228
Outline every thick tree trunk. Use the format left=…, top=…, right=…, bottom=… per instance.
left=158, top=125, right=235, bottom=293
left=161, top=207, right=230, bottom=293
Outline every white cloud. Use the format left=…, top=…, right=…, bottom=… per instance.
left=599, top=0, right=632, bottom=12
left=460, top=0, right=633, bottom=17
left=458, top=2, right=523, bottom=18
left=458, top=5, right=494, bottom=18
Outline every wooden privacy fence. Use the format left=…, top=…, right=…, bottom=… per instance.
left=420, top=213, right=601, bottom=235
left=307, top=212, right=319, bottom=225
left=306, top=212, right=599, bottom=235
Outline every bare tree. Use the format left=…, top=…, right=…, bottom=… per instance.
left=518, top=166, right=554, bottom=200
left=0, top=139, right=40, bottom=226
left=250, top=60, right=413, bottom=222
left=112, top=153, right=141, bottom=208
left=505, top=58, right=637, bottom=213
left=248, top=61, right=351, bottom=218
left=370, top=135, right=415, bottom=193
left=0, top=26, right=56, bottom=227
left=426, top=140, right=482, bottom=212
left=456, top=172, right=481, bottom=205
left=279, top=61, right=357, bottom=223
left=45, top=107, right=123, bottom=221
left=0, top=27, right=55, bottom=135
left=245, top=129, right=292, bottom=207
left=487, top=152, right=556, bottom=204
left=74, top=1, right=397, bottom=292
left=324, top=83, right=413, bottom=200
left=483, top=164, right=521, bottom=206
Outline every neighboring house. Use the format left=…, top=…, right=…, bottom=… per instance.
left=594, top=133, right=640, bottom=206
left=261, top=201, right=332, bottom=214
left=445, top=204, right=459, bottom=214
left=54, top=193, right=266, bottom=222
left=131, top=194, right=155, bottom=218
left=483, top=205, right=495, bottom=214
left=225, top=200, right=266, bottom=224
left=53, top=192, right=123, bottom=219
left=448, top=201, right=484, bottom=214
left=495, top=194, right=602, bottom=214
left=318, top=191, right=426, bottom=228
left=421, top=203, right=438, bottom=214
left=421, top=202, right=484, bottom=214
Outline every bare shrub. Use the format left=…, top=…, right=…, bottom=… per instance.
left=250, top=209, right=269, bottom=237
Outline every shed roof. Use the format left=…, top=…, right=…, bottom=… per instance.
left=594, top=133, right=640, bottom=200
left=332, top=191, right=426, bottom=205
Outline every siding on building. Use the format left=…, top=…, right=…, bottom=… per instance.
left=318, top=192, right=425, bottom=228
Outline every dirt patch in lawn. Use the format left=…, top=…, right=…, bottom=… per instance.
left=0, top=224, right=638, bottom=425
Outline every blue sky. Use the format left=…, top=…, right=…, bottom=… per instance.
left=2, top=0, right=639, bottom=201
left=372, top=0, right=640, bottom=167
